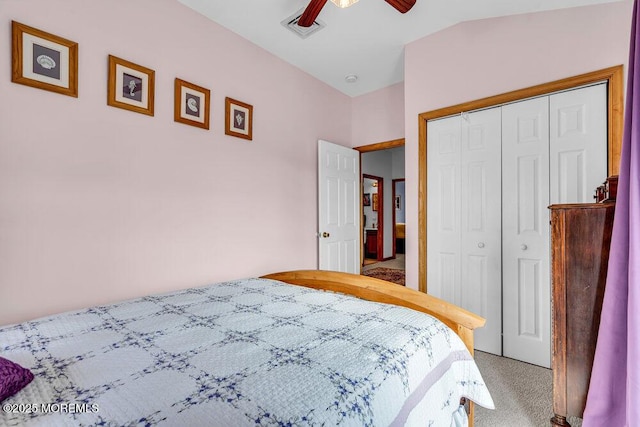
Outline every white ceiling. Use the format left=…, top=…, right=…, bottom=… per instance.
left=179, top=0, right=624, bottom=97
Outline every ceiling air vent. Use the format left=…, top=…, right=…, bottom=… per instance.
left=281, top=9, right=325, bottom=39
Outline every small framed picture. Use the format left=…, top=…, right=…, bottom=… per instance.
left=174, top=78, right=210, bottom=130
left=11, top=21, right=78, bottom=97
left=372, top=193, right=379, bottom=212
left=107, top=55, right=155, bottom=116
left=363, top=193, right=371, bottom=206
left=225, top=97, right=253, bottom=140
left=395, top=195, right=401, bottom=210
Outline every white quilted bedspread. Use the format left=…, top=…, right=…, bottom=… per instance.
left=0, top=278, right=493, bottom=426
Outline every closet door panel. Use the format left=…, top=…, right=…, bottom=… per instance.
left=428, top=110, right=502, bottom=356
left=460, top=108, right=502, bottom=355
left=427, top=117, right=462, bottom=304
left=502, top=97, right=551, bottom=368
left=550, top=83, right=608, bottom=204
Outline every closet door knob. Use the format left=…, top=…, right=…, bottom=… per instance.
left=477, top=242, right=485, bottom=248
left=521, top=244, right=528, bottom=250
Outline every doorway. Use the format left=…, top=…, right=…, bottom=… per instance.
left=356, top=138, right=406, bottom=273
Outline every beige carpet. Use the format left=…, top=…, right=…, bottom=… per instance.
left=474, top=351, right=583, bottom=427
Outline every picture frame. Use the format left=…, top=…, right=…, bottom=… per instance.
left=363, top=193, right=371, bottom=206
left=225, top=97, right=253, bottom=140
left=107, top=55, right=155, bottom=116
left=372, top=193, right=379, bottom=212
left=174, top=78, right=210, bottom=130
left=11, top=21, right=78, bottom=97
left=395, top=195, right=401, bottom=210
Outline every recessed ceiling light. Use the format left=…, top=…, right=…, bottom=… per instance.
left=345, top=74, right=358, bottom=83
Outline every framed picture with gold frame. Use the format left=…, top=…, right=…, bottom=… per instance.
left=174, top=78, right=210, bottom=130
left=372, top=193, right=379, bottom=212
left=107, top=55, right=155, bottom=116
left=11, top=21, right=78, bottom=97
left=225, top=97, right=253, bottom=140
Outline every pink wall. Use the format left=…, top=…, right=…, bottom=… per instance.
left=2, top=1, right=631, bottom=324
left=403, top=1, right=634, bottom=289
left=0, top=0, right=352, bottom=325
left=351, top=82, right=404, bottom=146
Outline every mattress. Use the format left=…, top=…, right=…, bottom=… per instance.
left=0, top=277, right=493, bottom=426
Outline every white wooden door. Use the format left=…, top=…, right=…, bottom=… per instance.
left=550, top=83, right=608, bottom=204
left=427, top=115, right=462, bottom=304
left=318, top=140, right=360, bottom=273
left=501, top=97, right=551, bottom=368
left=427, top=109, right=502, bottom=355
left=427, top=85, right=608, bottom=368
left=460, top=109, right=502, bottom=355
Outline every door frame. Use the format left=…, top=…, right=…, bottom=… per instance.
left=363, top=174, right=384, bottom=261
left=355, top=138, right=405, bottom=269
left=417, top=65, right=624, bottom=293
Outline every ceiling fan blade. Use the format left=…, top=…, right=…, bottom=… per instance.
left=298, top=0, right=329, bottom=27
left=384, top=0, right=416, bottom=14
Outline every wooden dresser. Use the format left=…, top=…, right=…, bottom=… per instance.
left=549, top=202, right=615, bottom=426
left=365, top=229, right=378, bottom=259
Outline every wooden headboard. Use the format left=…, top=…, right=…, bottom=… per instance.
left=396, top=223, right=405, bottom=239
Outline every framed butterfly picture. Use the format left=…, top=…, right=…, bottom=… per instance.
left=225, top=97, right=253, bottom=140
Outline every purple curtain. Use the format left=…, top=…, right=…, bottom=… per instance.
left=583, top=1, right=640, bottom=426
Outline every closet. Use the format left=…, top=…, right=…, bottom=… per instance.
left=426, top=83, right=607, bottom=368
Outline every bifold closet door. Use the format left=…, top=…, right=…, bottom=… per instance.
left=427, top=109, right=502, bottom=355
left=501, top=96, right=552, bottom=368
left=427, top=116, right=462, bottom=306
left=500, top=84, right=607, bottom=368
left=427, top=83, right=608, bottom=367
left=550, top=84, right=607, bottom=204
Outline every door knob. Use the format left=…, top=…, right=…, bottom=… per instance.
left=477, top=242, right=485, bottom=248
left=322, top=232, right=330, bottom=238
left=521, top=244, right=528, bottom=250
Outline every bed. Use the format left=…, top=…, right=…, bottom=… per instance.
left=0, top=270, right=493, bottom=426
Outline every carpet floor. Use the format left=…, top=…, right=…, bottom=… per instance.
left=474, top=351, right=583, bottom=426
left=361, top=267, right=405, bottom=286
